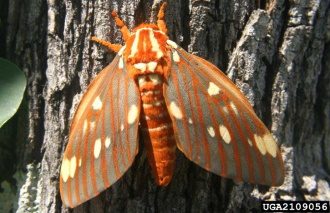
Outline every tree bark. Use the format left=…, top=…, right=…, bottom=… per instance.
left=1, top=0, right=329, bottom=212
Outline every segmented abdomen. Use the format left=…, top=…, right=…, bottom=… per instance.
left=137, top=74, right=176, bottom=186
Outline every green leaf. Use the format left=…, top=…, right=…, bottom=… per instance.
left=0, top=58, right=26, bottom=128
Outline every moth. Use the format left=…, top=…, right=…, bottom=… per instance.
left=60, top=3, right=284, bottom=208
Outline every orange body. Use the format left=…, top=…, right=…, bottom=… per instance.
left=138, top=74, right=176, bottom=185
left=125, top=25, right=176, bottom=186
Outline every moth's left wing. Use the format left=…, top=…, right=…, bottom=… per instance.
left=163, top=47, right=284, bottom=186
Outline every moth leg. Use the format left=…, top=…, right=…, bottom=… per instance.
left=90, top=36, right=122, bottom=53
left=157, top=2, right=167, bottom=34
left=111, top=11, right=131, bottom=42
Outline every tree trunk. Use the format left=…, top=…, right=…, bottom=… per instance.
left=1, top=0, right=329, bottom=212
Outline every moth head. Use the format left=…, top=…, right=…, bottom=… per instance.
left=118, top=3, right=172, bottom=78
left=91, top=3, right=172, bottom=77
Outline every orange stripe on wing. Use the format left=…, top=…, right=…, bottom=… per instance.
left=181, top=61, right=205, bottom=166
left=250, top=115, right=275, bottom=185
left=65, top=148, right=73, bottom=207
left=184, top=54, right=244, bottom=182
left=117, top=76, right=127, bottom=170
left=101, top=100, right=110, bottom=187
left=171, top=66, right=194, bottom=154
left=206, top=95, right=227, bottom=176
left=183, top=61, right=212, bottom=171
left=82, top=120, right=90, bottom=199
left=90, top=117, right=99, bottom=196
left=189, top=54, right=255, bottom=113
left=216, top=99, right=242, bottom=182
left=224, top=99, right=255, bottom=183
left=267, top=153, right=276, bottom=185
left=66, top=177, right=73, bottom=207
left=124, top=75, right=132, bottom=164
left=179, top=62, right=198, bottom=158
left=240, top=112, right=266, bottom=184
left=74, top=128, right=83, bottom=205
left=111, top=76, right=121, bottom=179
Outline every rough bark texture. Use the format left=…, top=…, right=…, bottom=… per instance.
left=0, top=0, right=329, bottom=212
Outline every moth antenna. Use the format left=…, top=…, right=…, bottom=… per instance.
left=111, top=11, right=131, bottom=42
left=157, top=2, right=168, bottom=34
left=90, top=36, right=122, bottom=53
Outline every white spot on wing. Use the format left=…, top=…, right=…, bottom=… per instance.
left=94, top=138, right=102, bottom=159
left=263, top=133, right=278, bottom=157
left=147, top=61, right=157, bottom=72
left=120, top=124, right=124, bottom=131
left=105, top=136, right=111, bottom=148
left=118, top=57, right=124, bottom=69
left=134, top=63, right=147, bottom=72
left=254, top=134, right=266, bottom=155
left=61, top=158, right=70, bottom=182
left=222, top=106, right=229, bottom=114
left=207, top=126, right=215, bottom=137
left=208, top=82, right=220, bottom=96
left=128, top=104, right=138, bottom=124
left=188, top=118, right=193, bottom=124
left=219, top=125, right=231, bottom=144
left=230, top=101, right=239, bottom=115
left=118, top=45, right=126, bottom=56
left=78, top=158, right=82, bottom=167
left=92, top=96, right=102, bottom=110
left=247, top=138, right=253, bottom=146
left=69, top=156, right=76, bottom=178
left=166, top=40, right=178, bottom=49
left=172, top=50, right=180, bottom=62
left=169, top=101, right=183, bottom=119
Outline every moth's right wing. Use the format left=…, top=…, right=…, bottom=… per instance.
left=60, top=56, right=141, bottom=208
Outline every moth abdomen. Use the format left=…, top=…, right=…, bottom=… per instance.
left=138, top=74, right=176, bottom=186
